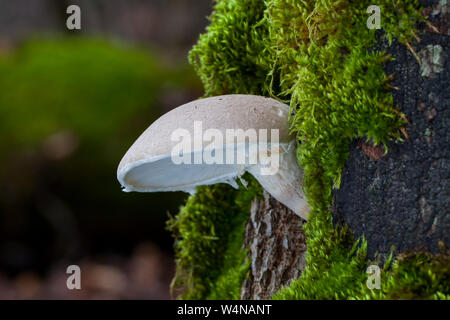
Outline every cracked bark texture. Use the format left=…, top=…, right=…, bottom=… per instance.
left=240, top=191, right=307, bottom=300
left=334, top=0, right=449, bottom=259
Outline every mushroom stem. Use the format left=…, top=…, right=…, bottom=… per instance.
left=248, top=142, right=309, bottom=220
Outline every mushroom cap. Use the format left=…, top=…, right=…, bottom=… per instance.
left=117, top=94, right=294, bottom=193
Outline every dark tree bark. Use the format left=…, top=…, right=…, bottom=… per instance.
left=334, top=0, right=449, bottom=259
left=240, top=0, right=449, bottom=297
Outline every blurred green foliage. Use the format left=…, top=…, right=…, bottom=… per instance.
left=0, top=37, right=193, bottom=156
left=0, top=37, right=201, bottom=268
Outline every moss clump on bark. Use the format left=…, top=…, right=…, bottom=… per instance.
left=170, top=0, right=449, bottom=299
left=167, top=174, right=262, bottom=299
left=189, top=0, right=272, bottom=96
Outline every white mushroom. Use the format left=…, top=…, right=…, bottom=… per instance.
left=117, top=94, right=310, bottom=220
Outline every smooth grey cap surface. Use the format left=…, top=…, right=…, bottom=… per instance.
left=117, top=94, right=293, bottom=192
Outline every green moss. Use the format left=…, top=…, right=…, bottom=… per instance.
left=171, top=0, right=449, bottom=300
left=189, top=0, right=272, bottom=96
left=167, top=174, right=262, bottom=299
left=274, top=242, right=450, bottom=300
left=359, top=245, right=450, bottom=299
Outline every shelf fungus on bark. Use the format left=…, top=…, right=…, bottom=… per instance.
left=117, top=94, right=310, bottom=220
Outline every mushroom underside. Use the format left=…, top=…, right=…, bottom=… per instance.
left=118, top=141, right=310, bottom=219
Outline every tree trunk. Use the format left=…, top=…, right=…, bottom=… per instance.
left=240, top=0, right=449, bottom=298
left=334, top=1, right=449, bottom=259
left=240, top=191, right=307, bottom=300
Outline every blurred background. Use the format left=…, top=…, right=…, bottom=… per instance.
left=0, top=0, right=211, bottom=299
